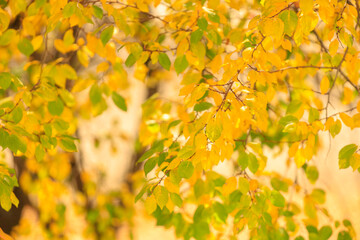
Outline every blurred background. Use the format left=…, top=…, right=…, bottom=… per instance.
left=0, top=0, right=359, bottom=239
left=1, top=75, right=360, bottom=239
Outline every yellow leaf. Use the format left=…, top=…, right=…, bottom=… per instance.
left=304, top=134, right=315, bottom=160
left=339, top=112, right=354, bottom=129
left=0, top=227, right=14, bottom=240
left=320, top=76, right=330, bottom=94
left=281, top=39, right=292, bottom=52
left=164, top=178, right=179, bottom=193
left=31, top=36, right=43, bottom=51
left=342, top=87, right=353, bottom=105
left=154, top=0, right=161, bottom=7
left=144, top=195, right=157, bottom=214
left=261, top=18, right=284, bottom=41
left=177, top=38, right=189, bottom=56
left=289, top=142, right=300, bottom=158
left=151, top=52, right=159, bottom=65
left=222, top=176, right=237, bottom=196
left=324, top=117, right=334, bottom=131
left=167, top=157, right=181, bottom=170
left=353, top=113, right=360, bottom=128
left=248, top=16, right=259, bottom=30
left=0, top=9, right=10, bottom=34
left=136, top=0, right=149, bottom=12
left=77, top=49, right=89, bottom=67
left=54, top=39, right=78, bottom=54
left=295, top=149, right=306, bottom=168
left=249, top=179, right=258, bottom=191
left=209, top=54, right=222, bottom=73
left=329, top=40, right=339, bottom=56
left=96, top=62, right=110, bottom=73
left=206, top=116, right=223, bottom=142
left=300, top=0, right=313, bottom=14
left=357, top=100, right=360, bottom=112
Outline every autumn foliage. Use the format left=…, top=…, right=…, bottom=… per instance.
left=0, top=0, right=359, bottom=239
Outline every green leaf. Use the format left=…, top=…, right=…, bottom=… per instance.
left=307, top=225, right=318, bottom=233
left=0, top=193, right=12, bottom=211
left=48, top=98, right=64, bottom=116
left=100, top=26, right=114, bottom=46
left=174, top=55, right=188, bottom=74
left=158, top=52, right=171, bottom=71
left=112, top=92, right=127, bottom=111
left=311, top=189, right=325, bottom=204
left=35, top=145, right=45, bottom=162
left=337, top=231, right=352, bottom=240
left=190, top=29, right=203, bottom=44
left=63, top=2, right=76, bottom=18
left=52, top=119, right=69, bottom=133
left=178, top=146, right=195, bottom=160
left=125, top=53, right=136, bottom=67
left=0, top=128, right=9, bottom=149
left=279, top=10, right=298, bottom=36
left=89, top=84, right=102, bottom=105
left=17, top=38, right=34, bottom=57
left=197, top=17, right=208, bottom=30
left=343, top=219, right=352, bottom=227
left=0, top=29, right=16, bottom=46
left=138, top=149, right=155, bottom=163
left=339, top=144, right=357, bottom=169
left=194, top=221, right=210, bottom=239
left=191, top=41, right=206, bottom=58
left=11, top=107, right=23, bottom=124
left=44, top=124, right=52, bottom=137
left=238, top=177, right=249, bottom=194
left=194, top=102, right=213, bottom=112
left=144, top=157, right=157, bottom=176
left=270, top=190, right=285, bottom=207
left=279, top=115, right=299, bottom=127
left=194, top=179, right=205, bottom=199
left=271, top=177, right=288, bottom=192
left=206, top=117, right=222, bottom=142
left=213, top=202, right=227, bottom=223
left=248, top=153, right=259, bottom=174
left=59, top=89, right=75, bottom=107
left=35, top=0, right=46, bottom=8
left=7, top=134, right=26, bottom=153
left=329, top=119, right=341, bottom=137
left=339, top=157, right=350, bottom=169
left=60, top=138, right=77, bottom=152
left=208, top=13, right=220, bottom=23
left=178, top=161, right=194, bottom=179
left=61, top=64, right=78, bottom=80
left=170, top=192, right=183, bottom=207
left=339, top=144, right=357, bottom=160
left=319, top=226, right=332, bottom=240
left=92, top=5, right=103, bottom=19
left=237, top=151, right=248, bottom=170
left=286, top=100, right=302, bottom=114
left=168, top=119, right=181, bottom=130
left=306, top=166, right=319, bottom=184
left=135, top=185, right=148, bottom=203
left=144, top=195, right=157, bottom=214
left=154, top=186, right=168, bottom=209
left=309, top=108, right=319, bottom=123
left=275, top=228, right=289, bottom=240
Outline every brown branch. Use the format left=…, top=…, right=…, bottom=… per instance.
left=247, top=64, right=336, bottom=73
left=269, top=2, right=295, bottom=18
left=325, top=47, right=349, bottom=120
left=319, top=106, right=357, bottom=121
